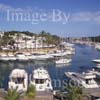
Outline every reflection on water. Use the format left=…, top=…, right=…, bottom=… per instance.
left=0, top=44, right=100, bottom=90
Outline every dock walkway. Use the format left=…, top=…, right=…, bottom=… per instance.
left=35, top=91, right=53, bottom=100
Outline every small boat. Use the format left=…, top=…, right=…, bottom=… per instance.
left=92, top=59, right=100, bottom=63
left=15, top=53, right=29, bottom=61
left=56, top=63, right=71, bottom=67
left=30, top=67, right=53, bottom=91
left=95, top=43, right=100, bottom=50
left=8, top=54, right=16, bottom=61
left=24, top=53, right=33, bottom=60
left=8, top=69, right=28, bottom=92
left=32, top=53, right=53, bottom=60
left=0, top=54, right=9, bottom=61
left=50, top=50, right=73, bottom=58
left=55, top=58, right=72, bottom=64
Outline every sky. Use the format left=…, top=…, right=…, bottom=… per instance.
left=0, top=0, right=100, bottom=37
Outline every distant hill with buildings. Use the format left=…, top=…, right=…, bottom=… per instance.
left=0, top=30, right=60, bottom=51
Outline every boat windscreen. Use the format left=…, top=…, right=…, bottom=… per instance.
left=14, top=77, right=24, bottom=84
left=35, top=79, right=45, bottom=84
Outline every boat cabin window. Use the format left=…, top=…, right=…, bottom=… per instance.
left=35, top=79, right=45, bottom=84
left=16, top=53, right=23, bottom=55
left=86, top=79, right=89, bottom=84
left=12, top=77, right=24, bottom=84
left=33, top=53, right=44, bottom=55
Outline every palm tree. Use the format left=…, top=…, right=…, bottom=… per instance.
left=23, top=84, right=36, bottom=100
left=5, top=88, right=21, bottom=100
left=64, top=85, right=85, bottom=100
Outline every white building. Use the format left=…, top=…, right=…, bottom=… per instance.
left=12, top=33, right=46, bottom=49
left=0, top=30, right=4, bottom=38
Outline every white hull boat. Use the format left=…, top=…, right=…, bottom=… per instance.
left=25, top=54, right=33, bottom=60
left=8, top=69, right=28, bottom=92
left=65, top=70, right=99, bottom=88
left=15, top=53, right=29, bottom=61
left=8, top=54, right=16, bottom=61
left=30, top=67, right=53, bottom=91
left=92, top=59, right=100, bottom=63
left=56, top=58, right=72, bottom=64
left=0, top=54, right=9, bottom=61
left=50, top=51, right=72, bottom=58
left=95, top=43, right=100, bottom=50
left=32, top=53, right=53, bottom=60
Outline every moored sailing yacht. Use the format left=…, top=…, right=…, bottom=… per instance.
left=30, top=67, right=53, bottom=91
left=8, top=69, right=28, bottom=92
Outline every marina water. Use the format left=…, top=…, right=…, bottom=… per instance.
left=0, top=44, right=100, bottom=90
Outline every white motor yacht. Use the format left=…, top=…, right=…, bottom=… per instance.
left=30, top=67, right=53, bottom=91
left=15, top=53, right=29, bottom=61
left=8, top=69, right=28, bottom=92
left=8, top=54, right=16, bottom=61
left=65, top=70, right=99, bottom=88
left=50, top=50, right=73, bottom=58
left=32, top=53, right=53, bottom=60
left=92, top=59, right=100, bottom=79
left=24, top=53, right=33, bottom=60
left=0, top=54, right=9, bottom=61
left=56, top=58, right=72, bottom=64
left=95, top=43, right=100, bottom=50
left=92, top=59, right=100, bottom=63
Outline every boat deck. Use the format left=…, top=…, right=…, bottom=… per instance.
left=65, top=72, right=85, bottom=81
left=65, top=71, right=97, bottom=80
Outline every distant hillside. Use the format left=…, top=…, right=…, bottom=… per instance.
left=0, top=30, right=61, bottom=47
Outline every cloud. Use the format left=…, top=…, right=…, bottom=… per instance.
left=0, top=3, right=28, bottom=12
left=70, top=12, right=93, bottom=21
left=70, top=11, right=100, bottom=23
left=93, top=11, right=100, bottom=23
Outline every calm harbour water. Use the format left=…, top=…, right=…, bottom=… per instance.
left=0, top=44, right=100, bottom=90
